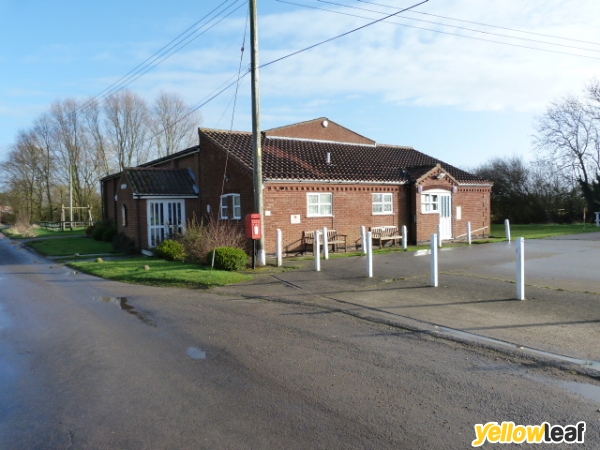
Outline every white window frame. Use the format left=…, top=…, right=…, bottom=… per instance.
left=307, top=193, right=333, bottom=217
left=220, top=194, right=241, bottom=220
left=421, top=193, right=439, bottom=213
left=372, top=193, right=393, bottom=215
left=147, top=199, right=186, bottom=248
left=421, top=189, right=450, bottom=214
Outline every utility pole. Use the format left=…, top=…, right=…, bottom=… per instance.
left=250, top=0, right=266, bottom=266
left=69, top=164, right=74, bottom=229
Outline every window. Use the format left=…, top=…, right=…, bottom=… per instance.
left=372, top=193, right=393, bottom=215
left=220, top=194, right=241, bottom=219
left=307, top=193, right=333, bottom=217
left=422, top=193, right=439, bottom=213
left=121, top=204, right=127, bottom=227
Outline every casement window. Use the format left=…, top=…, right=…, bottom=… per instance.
left=421, top=193, right=439, bottom=213
left=121, top=204, right=127, bottom=227
left=307, top=193, right=333, bottom=217
left=220, top=194, right=241, bottom=219
left=372, top=193, right=393, bottom=215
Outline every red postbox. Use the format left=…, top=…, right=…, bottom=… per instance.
left=245, top=213, right=262, bottom=239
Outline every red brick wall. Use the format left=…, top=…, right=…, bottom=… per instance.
left=453, top=186, right=492, bottom=240
left=413, top=170, right=492, bottom=243
left=265, top=119, right=375, bottom=145
left=263, top=183, right=411, bottom=253
left=198, top=139, right=255, bottom=228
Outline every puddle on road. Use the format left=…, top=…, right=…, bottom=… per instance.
left=92, top=296, right=155, bottom=327
left=186, top=347, right=207, bottom=360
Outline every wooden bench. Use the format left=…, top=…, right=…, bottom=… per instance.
left=370, top=226, right=402, bottom=249
left=302, top=230, right=347, bottom=254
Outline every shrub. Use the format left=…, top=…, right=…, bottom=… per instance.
left=112, top=232, right=137, bottom=255
left=86, top=224, right=96, bottom=238
left=180, top=214, right=246, bottom=264
left=155, top=239, right=187, bottom=262
left=206, top=247, right=248, bottom=271
left=102, top=225, right=118, bottom=243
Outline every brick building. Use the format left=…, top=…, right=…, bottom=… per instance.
left=100, top=118, right=492, bottom=253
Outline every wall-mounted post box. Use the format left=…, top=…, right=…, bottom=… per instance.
left=245, top=213, right=262, bottom=239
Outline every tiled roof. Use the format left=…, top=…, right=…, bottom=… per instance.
left=125, top=168, right=197, bottom=196
left=200, top=128, right=489, bottom=185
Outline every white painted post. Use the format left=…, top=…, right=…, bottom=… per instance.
left=595, top=212, right=600, bottom=227
left=431, top=234, right=438, bottom=287
left=505, top=219, right=511, bottom=242
left=367, top=231, right=373, bottom=278
left=322, top=226, right=329, bottom=260
left=402, top=225, right=407, bottom=251
left=276, top=229, right=283, bottom=267
left=314, top=230, right=321, bottom=272
left=437, top=224, right=443, bottom=248
left=467, top=221, right=472, bottom=245
left=361, top=225, right=366, bottom=254
left=516, top=237, right=525, bottom=300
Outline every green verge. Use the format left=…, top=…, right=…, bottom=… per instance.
left=69, top=257, right=252, bottom=289
left=2, top=227, right=86, bottom=239
left=490, top=223, right=597, bottom=240
left=28, top=237, right=114, bottom=256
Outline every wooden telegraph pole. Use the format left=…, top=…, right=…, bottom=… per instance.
left=249, top=0, right=266, bottom=266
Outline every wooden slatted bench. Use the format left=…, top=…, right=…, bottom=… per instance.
left=302, top=230, right=348, bottom=254
left=370, top=225, right=402, bottom=249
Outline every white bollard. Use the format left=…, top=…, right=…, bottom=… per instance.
left=431, top=234, right=438, bottom=287
left=322, top=226, right=329, bottom=260
left=595, top=212, right=600, bottom=227
left=315, top=230, right=321, bottom=272
left=437, top=224, right=443, bottom=248
left=402, top=225, right=407, bottom=251
left=361, top=225, right=367, bottom=254
left=516, top=237, right=525, bottom=300
left=467, top=221, right=472, bottom=245
left=505, top=219, right=511, bottom=242
left=367, top=231, right=373, bottom=278
left=276, top=229, right=283, bottom=267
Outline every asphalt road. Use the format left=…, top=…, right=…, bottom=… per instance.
left=2, top=234, right=600, bottom=449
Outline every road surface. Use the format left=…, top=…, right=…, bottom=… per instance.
left=1, top=234, right=599, bottom=449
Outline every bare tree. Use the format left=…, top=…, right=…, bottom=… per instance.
left=150, top=91, right=200, bottom=158
left=534, top=95, right=595, bottom=185
left=104, top=90, right=150, bottom=170
left=84, top=99, right=112, bottom=177
left=50, top=98, right=98, bottom=209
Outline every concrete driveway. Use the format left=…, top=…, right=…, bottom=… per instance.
left=220, top=231, right=600, bottom=370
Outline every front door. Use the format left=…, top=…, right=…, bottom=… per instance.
left=439, top=194, right=452, bottom=240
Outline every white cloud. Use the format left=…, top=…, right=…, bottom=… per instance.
left=235, top=0, right=600, bottom=114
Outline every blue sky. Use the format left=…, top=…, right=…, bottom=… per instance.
left=1, top=0, right=600, bottom=170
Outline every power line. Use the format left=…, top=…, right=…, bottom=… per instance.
left=276, top=0, right=600, bottom=61
left=263, top=0, right=428, bottom=68
left=320, top=0, right=600, bottom=54
left=357, top=0, right=600, bottom=47
left=81, top=0, right=246, bottom=113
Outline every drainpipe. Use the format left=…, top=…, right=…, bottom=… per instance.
left=136, top=195, right=142, bottom=251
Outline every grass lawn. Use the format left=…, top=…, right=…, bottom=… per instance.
left=69, top=257, right=252, bottom=289
left=2, top=227, right=86, bottom=239
left=490, top=223, right=597, bottom=240
left=28, top=237, right=114, bottom=256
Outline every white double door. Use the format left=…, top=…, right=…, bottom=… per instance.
left=438, top=194, right=452, bottom=240
left=148, top=200, right=185, bottom=248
